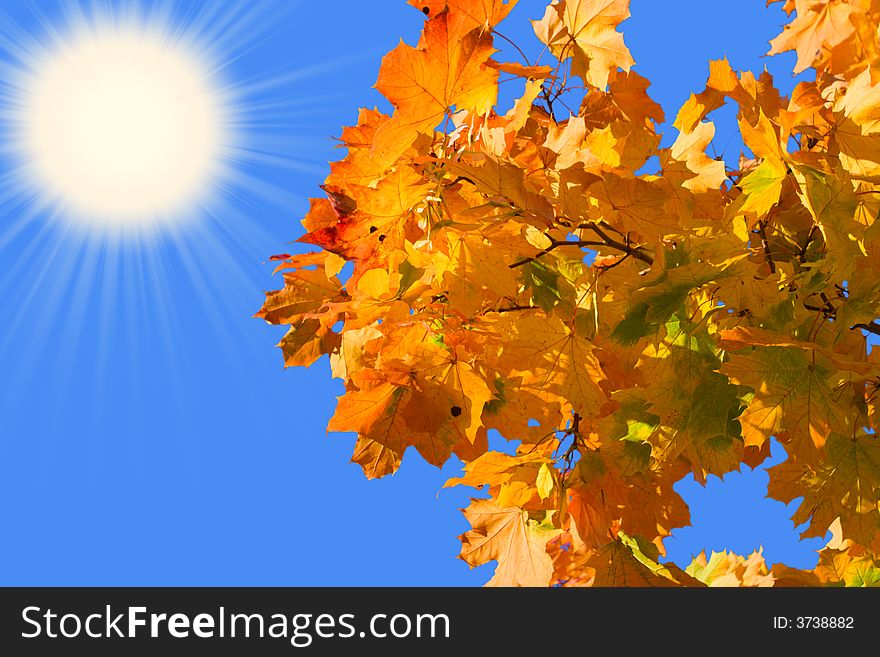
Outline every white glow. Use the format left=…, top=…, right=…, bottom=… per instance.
left=19, top=26, right=225, bottom=229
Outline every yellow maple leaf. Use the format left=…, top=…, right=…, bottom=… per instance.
left=768, top=432, right=880, bottom=546
left=768, top=0, right=857, bottom=73
left=459, top=499, right=558, bottom=586
left=372, top=12, right=498, bottom=165
left=533, top=0, right=634, bottom=89
left=669, top=121, right=727, bottom=192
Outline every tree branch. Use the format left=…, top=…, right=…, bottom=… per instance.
left=575, top=222, right=654, bottom=265
left=853, top=321, right=880, bottom=336
left=508, top=219, right=655, bottom=269
left=493, top=304, right=539, bottom=313
left=509, top=239, right=607, bottom=268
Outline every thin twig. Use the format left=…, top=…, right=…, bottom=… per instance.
left=595, top=253, right=631, bottom=272
left=853, top=321, right=880, bottom=336
left=577, top=222, right=654, bottom=265
left=509, top=239, right=606, bottom=268
left=491, top=29, right=532, bottom=67
left=756, top=220, right=776, bottom=274
left=797, top=225, right=819, bottom=263
left=493, top=304, right=539, bottom=313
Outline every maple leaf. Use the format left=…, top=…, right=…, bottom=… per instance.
left=411, top=0, right=519, bottom=37
left=836, top=66, right=880, bottom=135
left=768, top=0, right=857, bottom=73
left=459, top=499, right=559, bottom=586
left=372, top=12, right=498, bottom=166
left=277, top=318, right=341, bottom=369
left=445, top=450, right=556, bottom=509
left=669, top=121, right=728, bottom=193
left=686, top=550, right=774, bottom=587
left=674, top=58, right=740, bottom=134
left=351, top=435, right=403, bottom=480
left=257, top=267, right=345, bottom=325
left=568, top=442, right=691, bottom=547
left=721, top=344, right=849, bottom=454
left=768, top=431, right=880, bottom=545
left=549, top=532, right=701, bottom=586
left=774, top=519, right=880, bottom=586
left=791, top=165, right=865, bottom=280
left=534, top=0, right=634, bottom=89
left=326, top=369, right=417, bottom=471
left=737, top=111, right=789, bottom=217
left=608, top=70, right=664, bottom=125
left=443, top=153, right=554, bottom=222
left=496, top=313, right=608, bottom=420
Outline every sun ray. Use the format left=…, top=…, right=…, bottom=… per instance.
left=0, top=0, right=361, bottom=477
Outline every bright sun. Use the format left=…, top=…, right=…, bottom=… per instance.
left=21, top=26, right=224, bottom=229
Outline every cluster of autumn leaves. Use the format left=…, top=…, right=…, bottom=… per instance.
left=259, top=0, right=880, bottom=586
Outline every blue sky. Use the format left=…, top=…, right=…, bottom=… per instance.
left=0, top=0, right=830, bottom=585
